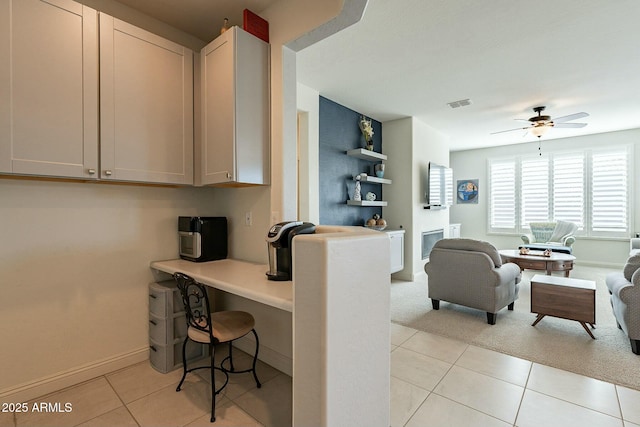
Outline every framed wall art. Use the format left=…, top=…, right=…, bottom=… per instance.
left=457, top=179, right=479, bottom=204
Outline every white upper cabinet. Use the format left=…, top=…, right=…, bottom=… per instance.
left=100, top=15, right=194, bottom=185
left=0, top=0, right=99, bottom=179
left=198, top=26, right=269, bottom=186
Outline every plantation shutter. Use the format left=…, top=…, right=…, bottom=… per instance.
left=591, top=150, right=628, bottom=233
left=429, top=169, right=442, bottom=206
left=444, top=168, right=454, bottom=206
left=553, top=154, right=585, bottom=230
left=490, top=160, right=516, bottom=230
left=520, top=157, right=549, bottom=226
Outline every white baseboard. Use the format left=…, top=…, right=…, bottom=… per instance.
left=411, top=270, right=427, bottom=282
left=392, top=269, right=427, bottom=282
left=233, top=335, right=292, bottom=376
left=0, top=347, right=148, bottom=403
left=575, top=260, right=625, bottom=269
left=391, top=271, right=413, bottom=281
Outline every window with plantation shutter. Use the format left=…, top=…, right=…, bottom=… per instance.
left=553, top=154, right=585, bottom=230
left=489, top=160, right=516, bottom=231
left=591, top=150, right=628, bottom=234
left=487, top=146, right=630, bottom=237
left=521, top=157, right=549, bottom=226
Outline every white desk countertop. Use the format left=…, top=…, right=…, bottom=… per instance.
left=150, top=258, right=292, bottom=312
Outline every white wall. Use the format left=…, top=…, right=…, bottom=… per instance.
left=383, top=117, right=450, bottom=280
left=450, top=128, right=640, bottom=267
left=296, top=83, right=320, bottom=224
left=0, top=179, right=218, bottom=397
left=261, top=0, right=343, bottom=227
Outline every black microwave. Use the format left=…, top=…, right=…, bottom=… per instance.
left=178, top=217, right=227, bottom=262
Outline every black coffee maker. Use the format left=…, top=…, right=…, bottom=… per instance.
left=266, top=221, right=316, bottom=281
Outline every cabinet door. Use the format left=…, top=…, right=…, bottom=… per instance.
left=199, top=27, right=269, bottom=186
left=234, top=28, right=270, bottom=185
left=389, top=232, right=404, bottom=273
left=0, top=0, right=98, bottom=178
left=449, top=223, right=461, bottom=238
left=201, top=29, right=235, bottom=184
left=100, top=15, right=193, bottom=184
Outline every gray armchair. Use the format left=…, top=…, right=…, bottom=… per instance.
left=425, top=238, right=522, bottom=325
left=606, top=254, right=640, bottom=354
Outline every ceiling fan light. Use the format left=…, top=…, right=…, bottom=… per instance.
left=531, top=125, right=549, bottom=138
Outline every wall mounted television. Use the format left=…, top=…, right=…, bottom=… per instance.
left=425, top=162, right=453, bottom=210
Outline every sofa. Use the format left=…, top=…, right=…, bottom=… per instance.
left=520, top=220, right=578, bottom=254
left=424, top=238, right=522, bottom=325
left=605, top=241, right=640, bottom=354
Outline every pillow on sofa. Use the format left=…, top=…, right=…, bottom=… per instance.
left=433, top=238, right=502, bottom=267
left=548, top=220, right=577, bottom=243
left=623, top=254, right=640, bottom=281
left=529, top=222, right=556, bottom=243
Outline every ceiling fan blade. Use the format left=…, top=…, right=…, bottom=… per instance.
left=490, top=127, right=529, bottom=135
left=553, top=112, right=589, bottom=123
left=553, top=122, right=587, bottom=128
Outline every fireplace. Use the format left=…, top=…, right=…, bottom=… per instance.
left=422, top=229, right=444, bottom=260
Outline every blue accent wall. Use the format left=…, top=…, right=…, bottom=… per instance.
left=319, top=96, right=383, bottom=226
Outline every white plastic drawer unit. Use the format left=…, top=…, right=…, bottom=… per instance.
left=149, top=312, right=188, bottom=345
left=148, top=281, right=185, bottom=317
left=149, top=337, right=206, bottom=374
left=148, top=280, right=206, bottom=373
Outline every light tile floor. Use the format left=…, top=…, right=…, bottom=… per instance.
left=3, top=324, right=640, bottom=427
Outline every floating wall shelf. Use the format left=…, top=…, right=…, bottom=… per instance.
left=346, top=148, right=387, bottom=161
left=355, top=175, right=392, bottom=185
left=347, top=200, right=388, bottom=207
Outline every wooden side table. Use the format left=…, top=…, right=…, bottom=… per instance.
left=530, top=274, right=596, bottom=339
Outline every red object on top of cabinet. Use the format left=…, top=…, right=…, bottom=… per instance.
left=243, top=9, right=269, bottom=43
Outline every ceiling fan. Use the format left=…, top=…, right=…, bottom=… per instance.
left=491, top=106, right=589, bottom=138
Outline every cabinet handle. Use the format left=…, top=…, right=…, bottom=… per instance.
left=149, top=294, right=157, bottom=299
left=226, top=172, right=232, bottom=179
left=149, top=345, right=157, bottom=352
left=149, top=320, right=157, bottom=325
left=87, top=168, right=96, bottom=175
left=104, top=170, right=112, bottom=176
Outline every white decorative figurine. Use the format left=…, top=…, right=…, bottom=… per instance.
left=353, top=175, right=362, bottom=201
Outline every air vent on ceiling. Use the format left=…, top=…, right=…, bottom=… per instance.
left=447, top=99, right=472, bottom=109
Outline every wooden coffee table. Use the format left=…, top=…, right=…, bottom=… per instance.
left=499, top=249, right=576, bottom=277
left=530, top=274, right=596, bottom=339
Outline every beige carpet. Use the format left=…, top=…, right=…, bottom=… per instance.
left=390, top=265, right=640, bottom=391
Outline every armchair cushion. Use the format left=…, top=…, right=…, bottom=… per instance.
left=623, top=254, right=640, bottom=281
left=432, top=238, right=502, bottom=267
left=633, top=268, right=640, bottom=287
